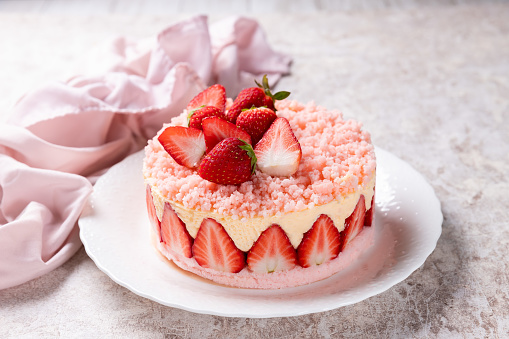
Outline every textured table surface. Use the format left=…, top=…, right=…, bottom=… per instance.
left=1, top=2, right=509, bottom=338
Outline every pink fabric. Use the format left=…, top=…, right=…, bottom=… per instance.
left=0, top=15, right=291, bottom=290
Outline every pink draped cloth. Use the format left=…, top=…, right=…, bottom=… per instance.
left=0, top=15, right=291, bottom=290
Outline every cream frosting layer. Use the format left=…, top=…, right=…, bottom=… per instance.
left=150, top=174, right=375, bottom=251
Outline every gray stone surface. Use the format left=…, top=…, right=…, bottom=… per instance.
left=1, top=3, right=508, bottom=338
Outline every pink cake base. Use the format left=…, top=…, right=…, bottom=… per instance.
left=155, top=224, right=376, bottom=289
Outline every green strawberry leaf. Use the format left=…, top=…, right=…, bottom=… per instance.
left=255, top=74, right=291, bottom=102
left=272, top=91, right=291, bottom=101
left=262, top=74, right=270, bottom=90
left=239, top=140, right=257, bottom=174
left=187, top=105, right=204, bottom=124
left=241, top=105, right=267, bottom=112
left=241, top=105, right=256, bottom=112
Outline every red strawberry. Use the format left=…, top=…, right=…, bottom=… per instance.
left=254, top=117, right=302, bottom=176
left=202, top=116, right=252, bottom=153
left=255, top=74, right=290, bottom=111
left=188, top=106, right=225, bottom=130
left=187, top=84, right=226, bottom=112
left=225, top=87, right=266, bottom=123
left=146, top=185, right=161, bottom=240
left=160, top=202, right=193, bottom=258
left=340, top=195, right=366, bottom=251
left=247, top=224, right=297, bottom=273
left=297, top=214, right=341, bottom=267
left=236, top=107, right=277, bottom=144
left=158, top=126, right=206, bottom=169
left=263, top=96, right=276, bottom=111
left=192, top=218, right=245, bottom=273
left=198, top=137, right=256, bottom=185
left=226, top=75, right=290, bottom=122
left=364, top=189, right=375, bottom=226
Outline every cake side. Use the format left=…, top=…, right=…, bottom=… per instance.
left=143, top=80, right=376, bottom=289
left=144, top=99, right=376, bottom=252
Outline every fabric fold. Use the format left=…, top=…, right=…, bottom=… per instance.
left=0, top=15, right=291, bottom=290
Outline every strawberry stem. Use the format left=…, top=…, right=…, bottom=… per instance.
left=255, top=74, right=291, bottom=111
left=239, top=139, right=257, bottom=174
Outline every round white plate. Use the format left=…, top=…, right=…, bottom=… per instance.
left=79, top=147, right=442, bottom=318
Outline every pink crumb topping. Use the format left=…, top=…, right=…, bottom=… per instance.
left=144, top=100, right=376, bottom=218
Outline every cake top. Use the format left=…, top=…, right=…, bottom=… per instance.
left=144, top=99, right=376, bottom=218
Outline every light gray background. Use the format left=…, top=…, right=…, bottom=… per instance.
left=1, top=1, right=508, bottom=337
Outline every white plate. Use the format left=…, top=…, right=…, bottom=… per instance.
left=79, top=147, right=442, bottom=318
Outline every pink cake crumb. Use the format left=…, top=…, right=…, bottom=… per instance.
left=144, top=100, right=376, bottom=218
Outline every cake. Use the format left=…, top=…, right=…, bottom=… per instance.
left=143, top=77, right=376, bottom=289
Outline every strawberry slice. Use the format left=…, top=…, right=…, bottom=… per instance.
left=247, top=224, right=297, bottom=273
left=188, top=106, right=225, bottom=130
left=146, top=185, right=161, bottom=240
left=202, top=116, right=252, bottom=153
left=187, top=84, right=226, bottom=112
left=254, top=117, right=302, bottom=176
left=364, top=189, right=375, bottom=226
left=160, top=202, right=193, bottom=258
left=340, top=195, right=367, bottom=251
left=198, top=137, right=257, bottom=185
left=192, top=218, right=245, bottom=273
left=297, top=214, right=341, bottom=267
left=236, top=107, right=277, bottom=144
left=225, top=87, right=266, bottom=123
left=157, top=126, right=206, bottom=169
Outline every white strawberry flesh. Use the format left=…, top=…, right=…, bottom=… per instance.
left=254, top=117, right=302, bottom=177
left=157, top=126, right=206, bottom=169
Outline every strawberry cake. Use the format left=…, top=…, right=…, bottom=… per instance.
left=144, top=77, right=376, bottom=289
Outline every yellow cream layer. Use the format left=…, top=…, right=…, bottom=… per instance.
left=149, top=173, right=375, bottom=252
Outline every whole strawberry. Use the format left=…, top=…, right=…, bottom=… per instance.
left=225, top=87, right=266, bottom=123
left=226, top=75, right=290, bottom=123
left=236, top=107, right=277, bottom=144
left=255, top=74, right=291, bottom=110
left=188, top=106, right=225, bottom=130
left=198, top=138, right=257, bottom=185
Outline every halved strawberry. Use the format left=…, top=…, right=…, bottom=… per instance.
left=198, top=137, right=257, bottom=185
left=225, top=87, right=266, bottom=123
left=157, top=126, right=206, bottom=169
left=188, top=106, right=225, bottom=130
left=297, top=214, right=341, bottom=267
left=236, top=107, right=277, bottom=144
left=364, top=189, right=375, bottom=226
left=254, top=117, right=302, bottom=176
left=192, top=218, right=245, bottom=273
left=187, top=84, right=226, bottom=112
left=247, top=224, right=297, bottom=273
left=146, top=185, right=161, bottom=240
left=340, top=195, right=366, bottom=251
left=160, top=202, right=193, bottom=258
left=202, top=116, right=252, bottom=153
